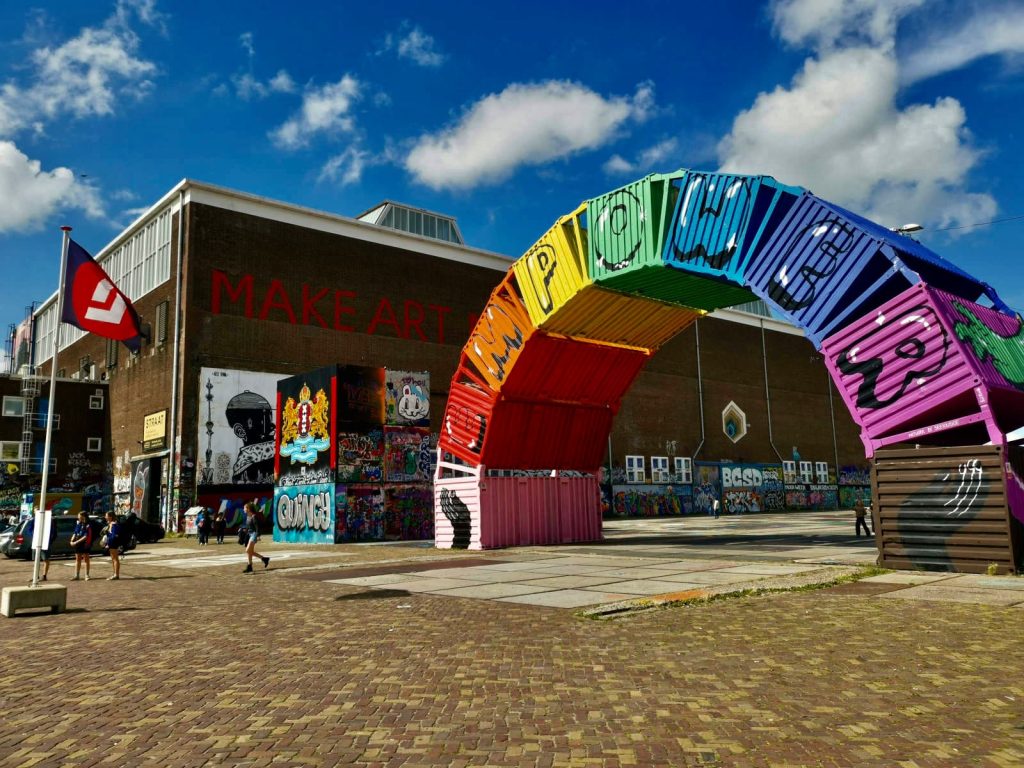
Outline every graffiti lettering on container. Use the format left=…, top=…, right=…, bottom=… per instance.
left=445, top=406, right=486, bottom=455
left=338, top=486, right=385, bottom=541
left=722, top=466, right=764, bottom=488
left=592, top=188, right=645, bottom=271
left=279, top=466, right=333, bottom=487
left=439, top=488, right=472, bottom=548
left=723, top=489, right=761, bottom=514
left=952, top=301, right=1024, bottom=389
left=521, top=244, right=558, bottom=316
left=669, top=175, right=751, bottom=270
left=837, top=304, right=950, bottom=409
left=468, top=299, right=526, bottom=388
left=384, top=428, right=430, bottom=483
left=277, top=490, right=332, bottom=532
left=767, top=218, right=855, bottom=312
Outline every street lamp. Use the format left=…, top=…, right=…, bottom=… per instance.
left=891, top=223, right=923, bottom=236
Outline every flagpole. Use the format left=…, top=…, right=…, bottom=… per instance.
left=31, top=226, right=71, bottom=587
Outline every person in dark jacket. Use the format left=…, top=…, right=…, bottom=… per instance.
left=104, top=511, right=122, bottom=580
left=213, top=511, right=226, bottom=544
left=70, top=511, right=93, bottom=580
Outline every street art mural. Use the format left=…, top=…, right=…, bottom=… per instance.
left=385, top=370, right=430, bottom=427
left=435, top=167, right=1024, bottom=561
left=196, top=489, right=272, bottom=531
left=384, top=427, right=432, bottom=483
left=130, top=457, right=161, bottom=523
left=336, top=485, right=385, bottom=542
left=384, top=485, right=433, bottom=540
left=276, top=366, right=334, bottom=488
left=197, top=368, right=281, bottom=487
left=273, top=483, right=335, bottom=544
left=336, top=429, right=384, bottom=483
left=610, top=485, right=693, bottom=517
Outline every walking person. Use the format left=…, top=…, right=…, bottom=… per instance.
left=213, top=511, right=226, bottom=544
left=854, top=497, right=872, bottom=537
left=104, top=511, right=122, bottom=580
left=36, top=516, right=58, bottom=582
left=242, top=502, right=270, bottom=574
left=196, top=508, right=208, bottom=545
left=70, top=511, right=93, bottom=581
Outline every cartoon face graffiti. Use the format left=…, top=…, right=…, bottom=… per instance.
left=766, top=217, right=856, bottom=312
left=836, top=304, right=950, bottom=410
left=131, top=464, right=149, bottom=517
left=397, top=384, right=429, bottom=421
left=593, top=188, right=645, bottom=272
left=669, top=174, right=752, bottom=270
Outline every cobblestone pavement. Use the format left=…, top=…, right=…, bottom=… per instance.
left=1, top=540, right=1022, bottom=767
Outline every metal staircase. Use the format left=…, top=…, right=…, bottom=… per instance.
left=18, top=376, right=40, bottom=474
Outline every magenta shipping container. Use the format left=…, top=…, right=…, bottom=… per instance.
left=822, top=282, right=1024, bottom=456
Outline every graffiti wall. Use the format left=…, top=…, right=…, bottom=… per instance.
left=785, top=484, right=839, bottom=510
left=610, top=484, right=693, bottom=517
left=384, top=485, right=433, bottom=540
left=336, top=484, right=385, bottom=541
left=692, top=463, right=722, bottom=515
left=336, top=365, right=386, bottom=427
left=195, top=488, right=273, bottom=532
left=384, top=427, right=433, bottom=482
left=273, top=483, right=334, bottom=544
left=385, top=369, right=430, bottom=427
left=720, top=463, right=786, bottom=513
left=197, top=367, right=281, bottom=487
left=276, top=365, right=334, bottom=487
left=839, top=485, right=872, bottom=509
left=130, top=457, right=161, bottom=523
left=337, top=428, right=384, bottom=483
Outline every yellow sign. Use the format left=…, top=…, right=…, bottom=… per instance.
left=143, top=410, right=167, bottom=451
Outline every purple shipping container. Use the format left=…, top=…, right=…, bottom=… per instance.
left=822, top=283, right=1024, bottom=455
left=744, top=195, right=1009, bottom=347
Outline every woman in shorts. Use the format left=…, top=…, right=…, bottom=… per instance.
left=69, top=511, right=93, bottom=580
left=243, top=502, right=270, bottom=574
left=104, top=511, right=122, bottom=580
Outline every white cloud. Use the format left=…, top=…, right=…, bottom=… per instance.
left=270, top=75, right=361, bottom=149
left=771, top=0, right=926, bottom=49
left=380, top=23, right=445, bottom=67
left=718, top=47, right=992, bottom=229
left=406, top=81, right=655, bottom=190
left=901, top=6, right=1024, bottom=84
left=319, top=147, right=369, bottom=186
left=0, top=141, right=104, bottom=233
left=0, top=5, right=157, bottom=137
left=233, top=69, right=295, bottom=100
left=603, top=138, right=679, bottom=176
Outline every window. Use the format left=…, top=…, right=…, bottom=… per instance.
left=106, top=337, right=118, bottom=369
left=89, top=394, right=104, bottom=410
left=674, top=457, right=693, bottom=484
left=815, top=461, right=830, bottom=484
left=783, top=460, right=797, bottom=484
left=2, top=396, right=24, bottom=418
left=625, top=455, right=646, bottom=484
left=799, top=461, right=814, bottom=484
left=0, top=442, right=21, bottom=461
left=651, top=456, right=670, bottom=483
left=156, top=301, right=169, bottom=344
left=87, top=437, right=102, bottom=452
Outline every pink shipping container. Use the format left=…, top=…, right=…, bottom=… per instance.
left=822, top=282, right=1024, bottom=455
left=434, top=455, right=602, bottom=549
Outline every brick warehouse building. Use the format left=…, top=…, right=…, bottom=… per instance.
left=22, top=179, right=867, bottom=532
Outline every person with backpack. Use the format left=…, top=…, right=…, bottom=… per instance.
left=213, top=511, right=226, bottom=544
left=242, top=502, right=270, bottom=574
left=103, top=511, right=122, bottom=580
left=70, top=511, right=93, bottom=581
left=196, top=508, right=209, bottom=545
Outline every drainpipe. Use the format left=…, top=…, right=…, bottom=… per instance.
left=761, top=321, right=784, bottom=463
left=827, top=370, right=840, bottom=475
left=692, top=320, right=706, bottom=460
left=165, top=188, right=186, bottom=531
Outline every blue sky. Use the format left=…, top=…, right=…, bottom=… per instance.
left=2, top=0, right=1024, bottom=355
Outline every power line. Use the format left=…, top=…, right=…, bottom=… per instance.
left=934, top=213, right=1024, bottom=232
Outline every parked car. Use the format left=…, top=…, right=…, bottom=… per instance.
left=120, top=512, right=165, bottom=544
left=0, top=515, right=134, bottom=559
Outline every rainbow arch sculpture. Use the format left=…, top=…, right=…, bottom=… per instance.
left=434, top=169, right=1024, bottom=550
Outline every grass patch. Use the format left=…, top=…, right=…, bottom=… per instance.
left=578, top=565, right=892, bottom=620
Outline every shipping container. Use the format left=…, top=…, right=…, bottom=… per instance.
left=822, top=283, right=1024, bottom=455
left=872, top=444, right=1022, bottom=573
left=460, top=274, right=536, bottom=393
left=513, top=202, right=704, bottom=349
left=744, top=195, right=1010, bottom=347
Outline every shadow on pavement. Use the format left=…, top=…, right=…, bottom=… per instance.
left=334, top=589, right=411, bottom=601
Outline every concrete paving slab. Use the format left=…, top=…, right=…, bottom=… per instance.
left=481, top=559, right=573, bottom=571
left=528, top=564, right=617, bottom=575
left=666, top=571, right=759, bottom=585
left=859, top=573, right=957, bottom=585
left=425, top=568, right=553, bottom=583
left=943, top=574, right=1024, bottom=590
left=517, top=575, right=623, bottom=589
left=324, top=573, right=415, bottom=587
left=640, top=560, right=740, bottom=572
left=429, top=582, right=557, bottom=599
left=377, top=577, right=487, bottom=593
left=593, top=567, right=697, bottom=579
left=402, top=566, right=504, bottom=578
left=581, top=579, right=699, bottom=596
left=497, top=589, right=637, bottom=608
left=877, top=585, right=1024, bottom=606
left=719, top=564, right=823, bottom=575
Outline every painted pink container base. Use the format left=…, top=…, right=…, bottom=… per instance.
left=434, top=476, right=482, bottom=550
left=479, top=476, right=602, bottom=549
left=1003, top=461, right=1024, bottom=525
left=822, top=283, right=988, bottom=442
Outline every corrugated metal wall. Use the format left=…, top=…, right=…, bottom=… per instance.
left=873, top=444, right=1021, bottom=573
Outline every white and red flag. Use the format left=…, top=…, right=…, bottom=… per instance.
left=60, top=238, right=143, bottom=352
